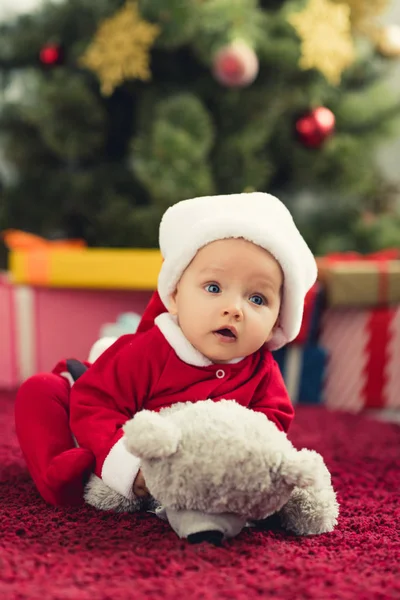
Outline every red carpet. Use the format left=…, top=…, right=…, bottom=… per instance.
left=1, top=392, right=399, bottom=600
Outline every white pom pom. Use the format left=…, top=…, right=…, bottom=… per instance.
left=88, top=337, right=117, bottom=363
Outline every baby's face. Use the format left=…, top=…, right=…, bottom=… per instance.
left=169, top=238, right=283, bottom=363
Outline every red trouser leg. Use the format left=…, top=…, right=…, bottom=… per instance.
left=15, top=373, right=95, bottom=506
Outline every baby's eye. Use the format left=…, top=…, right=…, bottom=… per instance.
left=250, top=294, right=265, bottom=306
left=205, top=283, right=221, bottom=294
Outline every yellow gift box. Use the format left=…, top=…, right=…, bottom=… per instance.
left=316, top=250, right=400, bottom=307
left=9, top=248, right=162, bottom=290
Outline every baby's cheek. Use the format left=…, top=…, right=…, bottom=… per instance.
left=256, top=317, right=273, bottom=340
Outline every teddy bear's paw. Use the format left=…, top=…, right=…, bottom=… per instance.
left=187, top=530, right=224, bottom=546
left=84, top=474, right=142, bottom=513
left=279, top=486, right=339, bottom=535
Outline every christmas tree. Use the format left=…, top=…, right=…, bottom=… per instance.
left=1, top=0, right=400, bottom=255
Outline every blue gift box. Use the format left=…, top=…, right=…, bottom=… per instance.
left=272, top=284, right=327, bottom=404
left=272, top=344, right=327, bottom=405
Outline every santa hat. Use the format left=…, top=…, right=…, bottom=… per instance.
left=154, top=192, right=317, bottom=350
left=137, top=290, right=166, bottom=335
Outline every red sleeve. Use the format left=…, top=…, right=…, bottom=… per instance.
left=69, top=332, right=161, bottom=499
left=249, top=355, right=294, bottom=433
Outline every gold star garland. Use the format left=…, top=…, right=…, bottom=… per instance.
left=333, top=0, right=389, bottom=31
left=79, top=2, right=160, bottom=96
left=288, top=0, right=355, bottom=86
left=337, top=0, right=398, bottom=58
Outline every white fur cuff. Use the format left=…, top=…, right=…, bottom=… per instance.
left=101, top=437, right=141, bottom=500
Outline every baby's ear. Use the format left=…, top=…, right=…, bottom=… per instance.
left=123, top=411, right=181, bottom=459
left=168, top=289, right=178, bottom=316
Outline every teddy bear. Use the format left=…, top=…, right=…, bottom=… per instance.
left=84, top=398, right=339, bottom=545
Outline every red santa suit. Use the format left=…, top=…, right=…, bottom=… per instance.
left=15, top=191, right=318, bottom=508
left=69, top=312, right=294, bottom=501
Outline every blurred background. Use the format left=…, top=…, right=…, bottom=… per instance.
left=1, top=0, right=400, bottom=419
left=2, top=0, right=400, bottom=254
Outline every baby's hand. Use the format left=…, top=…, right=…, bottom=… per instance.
left=133, top=469, right=150, bottom=498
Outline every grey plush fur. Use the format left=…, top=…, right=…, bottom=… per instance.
left=84, top=476, right=159, bottom=513
left=84, top=476, right=142, bottom=512
left=85, top=400, right=339, bottom=536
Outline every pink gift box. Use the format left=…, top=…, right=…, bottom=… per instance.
left=0, top=273, right=152, bottom=389
left=321, top=307, right=400, bottom=412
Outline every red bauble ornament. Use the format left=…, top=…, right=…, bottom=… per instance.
left=213, top=41, right=259, bottom=88
left=39, top=44, right=64, bottom=66
left=296, top=107, right=335, bottom=148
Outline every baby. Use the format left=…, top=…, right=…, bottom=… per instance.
left=15, top=192, right=317, bottom=507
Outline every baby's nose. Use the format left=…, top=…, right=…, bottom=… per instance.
left=223, top=302, right=243, bottom=319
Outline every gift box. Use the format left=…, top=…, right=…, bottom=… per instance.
left=321, top=307, right=400, bottom=412
left=3, top=225, right=162, bottom=290
left=9, top=247, right=162, bottom=290
left=2, top=231, right=323, bottom=390
left=317, top=249, right=400, bottom=307
left=0, top=275, right=152, bottom=390
left=273, top=282, right=327, bottom=405
left=273, top=344, right=327, bottom=405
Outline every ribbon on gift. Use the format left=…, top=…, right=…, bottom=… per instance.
left=2, top=229, right=86, bottom=251
left=317, top=248, right=400, bottom=307
left=0, top=273, right=36, bottom=388
left=363, top=307, right=398, bottom=409
left=321, top=305, right=400, bottom=411
left=2, top=229, right=86, bottom=286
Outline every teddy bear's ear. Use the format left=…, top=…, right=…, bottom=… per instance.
left=280, top=448, right=326, bottom=489
left=123, top=411, right=181, bottom=459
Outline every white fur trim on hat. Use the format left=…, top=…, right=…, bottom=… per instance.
left=157, top=192, right=317, bottom=350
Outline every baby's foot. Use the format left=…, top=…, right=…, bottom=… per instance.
left=46, top=447, right=95, bottom=506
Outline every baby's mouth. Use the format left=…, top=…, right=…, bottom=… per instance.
left=214, top=328, right=237, bottom=341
